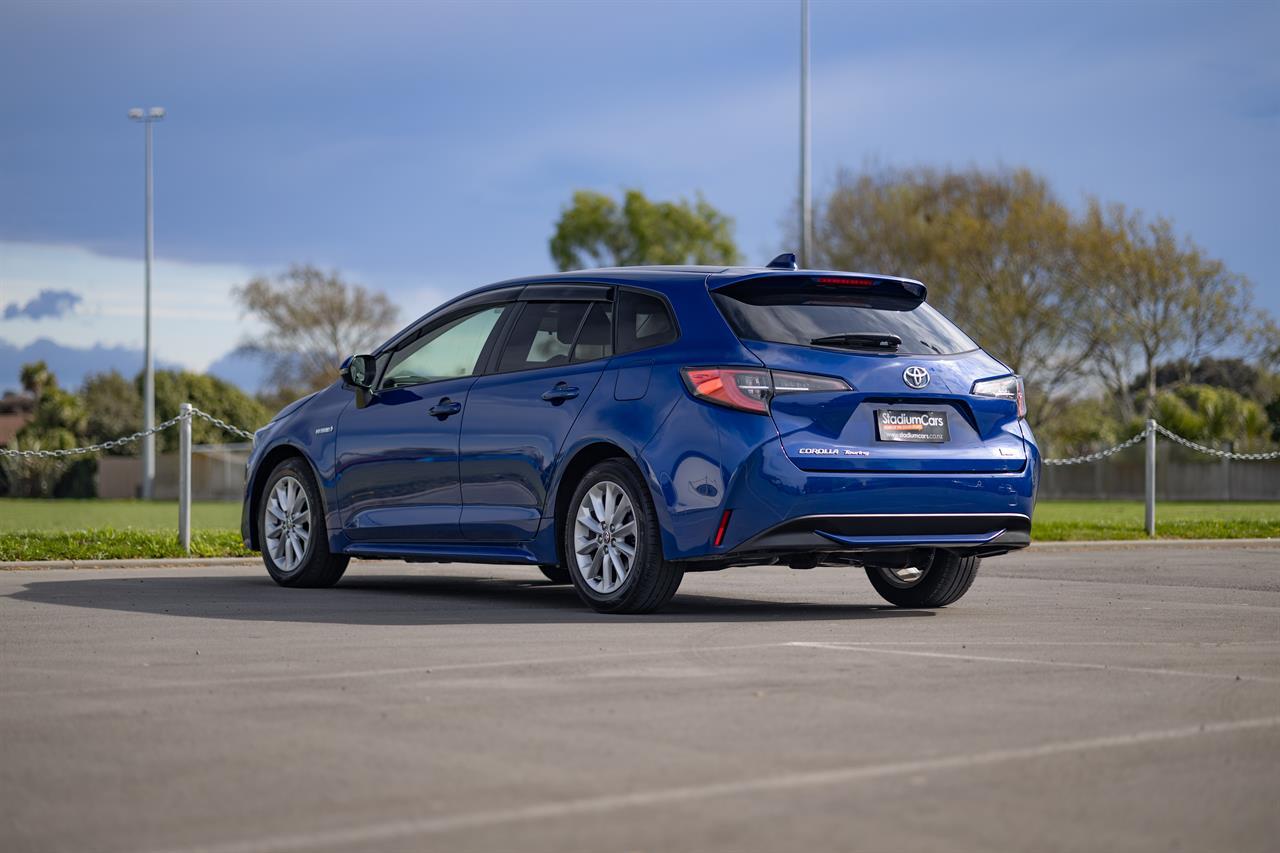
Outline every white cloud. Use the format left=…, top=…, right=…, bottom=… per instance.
left=0, top=241, right=263, bottom=372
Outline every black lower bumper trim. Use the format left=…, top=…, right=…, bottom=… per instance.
left=733, top=512, right=1032, bottom=555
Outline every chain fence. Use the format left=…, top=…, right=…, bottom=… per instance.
left=1043, top=421, right=1280, bottom=466
left=1150, top=422, right=1280, bottom=462
left=2, top=408, right=1276, bottom=548
left=1042, top=430, right=1149, bottom=466
left=0, top=406, right=253, bottom=458
left=5, top=410, right=1278, bottom=464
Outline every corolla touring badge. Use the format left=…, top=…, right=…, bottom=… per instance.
left=903, top=365, right=930, bottom=389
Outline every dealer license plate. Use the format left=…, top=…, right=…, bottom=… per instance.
left=875, top=409, right=950, bottom=443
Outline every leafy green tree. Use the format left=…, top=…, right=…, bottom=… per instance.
left=149, top=370, right=272, bottom=451
left=550, top=189, right=741, bottom=271
left=19, top=361, right=54, bottom=399
left=1150, top=385, right=1271, bottom=449
left=1132, top=357, right=1266, bottom=400
left=234, top=265, right=400, bottom=406
left=1, top=362, right=90, bottom=497
left=1035, top=396, right=1127, bottom=459
left=80, top=371, right=142, bottom=455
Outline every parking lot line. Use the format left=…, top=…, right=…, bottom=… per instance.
left=3, top=642, right=798, bottom=697
left=789, top=641, right=1280, bottom=682
left=147, top=714, right=1280, bottom=853
left=10, top=635, right=1280, bottom=699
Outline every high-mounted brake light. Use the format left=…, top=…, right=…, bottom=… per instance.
left=681, top=368, right=851, bottom=414
left=815, top=277, right=874, bottom=286
left=972, top=375, right=1027, bottom=417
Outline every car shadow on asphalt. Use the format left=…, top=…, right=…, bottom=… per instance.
left=8, top=573, right=931, bottom=626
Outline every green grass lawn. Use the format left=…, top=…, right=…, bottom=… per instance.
left=0, top=499, right=250, bottom=561
left=0, top=499, right=241, bottom=533
left=1033, top=501, right=1280, bottom=541
left=0, top=498, right=1277, bottom=561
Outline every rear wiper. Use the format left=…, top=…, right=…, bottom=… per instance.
left=810, top=332, right=902, bottom=352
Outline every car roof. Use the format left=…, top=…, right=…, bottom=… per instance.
left=387, top=264, right=929, bottom=354
left=476, top=265, right=925, bottom=296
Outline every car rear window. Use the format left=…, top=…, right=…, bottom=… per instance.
left=712, top=284, right=977, bottom=356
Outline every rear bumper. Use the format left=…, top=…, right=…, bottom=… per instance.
left=641, top=400, right=1039, bottom=562
left=734, top=512, right=1031, bottom=558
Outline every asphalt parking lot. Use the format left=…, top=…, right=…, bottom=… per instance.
left=2, top=543, right=1278, bottom=853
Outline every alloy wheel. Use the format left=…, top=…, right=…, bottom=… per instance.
left=573, top=480, right=638, bottom=594
left=265, top=475, right=311, bottom=573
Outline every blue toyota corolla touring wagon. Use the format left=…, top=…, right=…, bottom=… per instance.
left=241, top=254, right=1040, bottom=613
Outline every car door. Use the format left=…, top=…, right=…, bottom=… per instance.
left=336, top=303, right=511, bottom=542
left=459, top=289, right=614, bottom=541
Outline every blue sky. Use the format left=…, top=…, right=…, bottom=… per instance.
left=1, top=0, right=1277, bottom=386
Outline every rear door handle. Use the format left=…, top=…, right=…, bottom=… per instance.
left=541, top=384, right=580, bottom=404
left=429, top=398, right=463, bottom=419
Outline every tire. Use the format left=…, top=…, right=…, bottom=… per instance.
left=538, top=563, right=571, bottom=584
left=865, top=551, right=980, bottom=608
left=563, top=459, right=684, bottom=614
left=259, top=458, right=349, bottom=588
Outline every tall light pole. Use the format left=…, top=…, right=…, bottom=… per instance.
left=799, top=0, right=813, bottom=268
left=128, top=106, right=164, bottom=500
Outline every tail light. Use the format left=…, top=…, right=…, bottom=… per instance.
left=971, top=375, right=1026, bottom=417
left=681, top=367, right=850, bottom=414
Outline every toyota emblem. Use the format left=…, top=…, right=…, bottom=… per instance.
left=902, top=366, right=930, bottom=389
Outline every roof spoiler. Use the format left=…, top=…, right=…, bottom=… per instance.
left=711, top=273, right=928, bottom=305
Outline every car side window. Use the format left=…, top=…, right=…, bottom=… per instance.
left=571, top=302, right=613, bottom=363
left=497, top=301, right=590, bottom=372
left=616, top=290, right=677, bottom=354
left=381, top=305, right=507, bottom=389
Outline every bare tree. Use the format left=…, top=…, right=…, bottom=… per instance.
left=234, top=265, right=399, bottom=403
left=814, top=166, right=1100, bottom=422
left=1080, top=201, right=1262, bottom=418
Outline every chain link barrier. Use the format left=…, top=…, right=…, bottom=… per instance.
left=4, top=410, right=1278, bottom=464
left=1042, top=429, right=1150, bottom=466
left=1043, top=421, right=1280, bottom=465
left=0, top=406, right=254, bottom=459
left=1151, top=422, right=1280, bottom=462
left=188, top=407, right=256, bottom=441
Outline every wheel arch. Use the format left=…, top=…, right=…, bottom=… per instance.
left=550, top=441, right=636, bottom=567
left=246, top=443, right=328, bottom=551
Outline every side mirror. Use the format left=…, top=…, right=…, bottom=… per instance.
left=341, top=354, right=377, bottom=391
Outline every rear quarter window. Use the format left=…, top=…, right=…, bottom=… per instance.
left=616, top=290, right=678, bottom=354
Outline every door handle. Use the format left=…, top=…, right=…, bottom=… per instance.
left=429, top=398, right=463, bottom=419
left=541, top=384, right=580, bottom=404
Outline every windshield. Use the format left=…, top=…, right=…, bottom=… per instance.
left=712, top=291, right=978, bottom=356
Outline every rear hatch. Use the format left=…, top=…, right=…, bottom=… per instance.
left=710, top=273, right=1027, bottom=474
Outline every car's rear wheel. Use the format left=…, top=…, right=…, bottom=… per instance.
left=259, top=459, right=348, bottom=588
left=564, top=460, right=683, bottom=614
left=865, top=550, right=980, bottom=608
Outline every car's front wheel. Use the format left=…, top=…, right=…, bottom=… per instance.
left=865, top=551, right=980, bottom=608
left=564, top=460, right=683, bottom=614
left=259, top=458, right=349, bottom=588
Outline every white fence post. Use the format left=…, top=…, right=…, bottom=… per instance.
left=1144, top=418, right=1157, bottom=537
left=179, top=403, right=192, bottom=554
